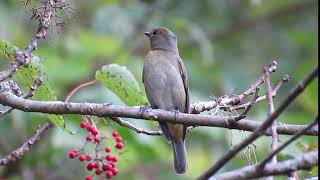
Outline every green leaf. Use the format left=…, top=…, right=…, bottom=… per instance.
left=96, top=64, right=148, bottom=106
left=0, top=39, right=17, bottom=60
left=311, top=166, right=318, bottom=176
left=0, top=40, right=70, bottom=132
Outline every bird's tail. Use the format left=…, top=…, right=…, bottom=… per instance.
left=172, top=138, right=187, bottom=174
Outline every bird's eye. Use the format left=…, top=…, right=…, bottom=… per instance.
left=152, top=31, right=157, bottom=36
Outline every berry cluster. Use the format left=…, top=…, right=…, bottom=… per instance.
left=69, top=120, right=125, bottom=180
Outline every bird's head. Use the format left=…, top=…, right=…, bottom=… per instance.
left=144, top=27, right=178, bottom=53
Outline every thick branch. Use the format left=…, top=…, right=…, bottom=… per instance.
left=0, top=121, right=53, bottom=165
left=0, top=92, right=317, bottom=136
left=197, top=66, right=318, bottom=180
left=213, top=151, right=318, bottom=180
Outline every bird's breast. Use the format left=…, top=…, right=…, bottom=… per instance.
left=143, top=50, right=186, bottom=112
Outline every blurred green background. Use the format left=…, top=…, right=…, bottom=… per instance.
left=0, top=0, right=318, bottom=179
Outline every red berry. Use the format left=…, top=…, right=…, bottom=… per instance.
left=106, top=171, right=113, bottom=179
left=69, top=152, right=77, bottom=159
left=94, top=136, right=101, bottom=143
left=106, top=155, right=113, bottom=161
left=87, top=125, right=95, bottom=133
left=94, top=162, right=99, bottom=169
left=86, top=135, right=93, bottom=141
left=86, top=155, right=92, bottom=161
left=79, top=155, right=86, bottom=161
left=116, top=142, right=124, bottom=150
left=85, top=176, right=93, bottom=180
left=72, top=149, right=79, bottom=153
left=111, top=168, right=119, bottom=175
left=112, top=131, right=119, bottom=137
left=110, top=162, right=116, bottom=168
left=87, top=162, right=95, bottom=171
left=115, top=136, right=122, bottom=142
left=95, top=169, right=102, bottom=175
left=111, top=156, right=118, bottom=162
left=105, top=147, right=112, bottom=153
left=102, top=164, right=112, bottom=171
left=80, top=121, right=87, bottom=128
left=91, top=129, right=99, bottom=136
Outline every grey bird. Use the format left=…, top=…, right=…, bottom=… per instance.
left=143, top=27, right=190, bottom=174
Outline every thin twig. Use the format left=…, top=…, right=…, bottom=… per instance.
left=0, top=121, right=53, bottom=165
left=258, top=115, right=318, bottom=168
left=230, top=87, right=260, bottom=124
left=213, top=150, right=318, bottom=180
left=264, top=63, right=278, bottom=180
left=0, top=0, right=55, bottom=82
left=230, top=74, right=290, bottom=110
left=65, top=79, right=97, bottom=102
left=197, top=66, right=318, bottom=180
left=0, top=63, right=20, bottom=82
left=191, top=62, right=282, bottom=114
left=219, top=62, right=277, bottom=107
left=110, top=117, right=163, bottom=135
left=0, top=77, right=43, bottom=118
left=0, top=0, right=64, bottom=166
left=64, top=79, right=164, bottom=136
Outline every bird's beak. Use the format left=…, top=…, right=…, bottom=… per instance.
left=144, top=31, right=151, bottom=37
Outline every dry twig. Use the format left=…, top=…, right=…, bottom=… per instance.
left=197, top=66, right=318, bottom=180
left=213, top=150, right=318, bottom=180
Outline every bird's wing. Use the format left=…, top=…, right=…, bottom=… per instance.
left=176, top=56, right=190, bottom=113
left=176, top=56, right=189, bottom=140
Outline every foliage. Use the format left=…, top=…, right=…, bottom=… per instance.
left=0, top=40, right=69, bottom=132
left=96, top=64, right=148, bottom=106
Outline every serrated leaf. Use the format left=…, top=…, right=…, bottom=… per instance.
left=0, top=40, right=17, bottom=60
left=0, top=40, right=70, bottom=132
left=96, top=64, right=148, bottom=106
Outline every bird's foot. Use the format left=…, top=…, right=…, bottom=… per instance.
left=139, top=105, right=153, bottom=113
left=173, top=109, right=180, bottom=121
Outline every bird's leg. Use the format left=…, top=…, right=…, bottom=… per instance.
left=173, top=109, right=180, bottom=122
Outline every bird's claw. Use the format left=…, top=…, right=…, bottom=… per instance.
left=139, top=105, right=153, bottom=113
left=173, top=109, right=180, bottom=121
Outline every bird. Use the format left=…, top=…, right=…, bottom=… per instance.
left=142, top=27, right=189, bottom=174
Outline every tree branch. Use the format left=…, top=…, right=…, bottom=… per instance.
left=0, top=0, right=61, bottom=166
left=0, top=64, right=20, bottom=82
left=259, top=115, right=318, bottom=168
left=110, top=117, right=163, bottom=136
left=264, top=63, right=278, bottom=180
left=0, top=0, right=54, bottom=82
left=230, top=87, right=260, bottom=124
left=0, top=78, right=43, bottom=118
left=0, top=121, right=53, bottom=165
left=197, top=66, right=318, bottom=180
left=213, top=150, right=318, bottom=180
left=190, top=62, right=286, bottom=114
left=230, top=74, right=290, bottom=111
left=0, top=91, right=317, bottom=136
